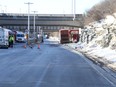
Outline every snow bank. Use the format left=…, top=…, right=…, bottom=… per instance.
left=73, top=41, right=116, bottom=71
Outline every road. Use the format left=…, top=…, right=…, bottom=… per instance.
left=0, top=41, right=116, bottom=87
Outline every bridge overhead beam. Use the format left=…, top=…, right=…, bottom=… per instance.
left=0, top=20, right=83, bottom=27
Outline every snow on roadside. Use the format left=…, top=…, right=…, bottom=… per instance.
left=71, top=42, right=116, bottom=71
left=44, top=36, right=59, bottom=44
left=45, top=37, right=59, bottom=42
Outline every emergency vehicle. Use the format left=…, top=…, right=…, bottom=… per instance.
left=59, top=29, right=79, bottom=44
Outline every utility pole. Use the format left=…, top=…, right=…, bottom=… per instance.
left=32, top=11, right=38, bottom=43
left=72, top=0, right=73, bottom=14
left=24, top=2, right=33, bottom=44
left=4, top=6, right=7, bottom=13
left=72, top=0, right=76, bottom=21
left=0, top=5, right=2, bottom=13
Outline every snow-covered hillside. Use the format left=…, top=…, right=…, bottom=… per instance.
left=78, top=13, right=116, bottom=71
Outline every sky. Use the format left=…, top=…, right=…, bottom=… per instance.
left=0, top=0, right=102, bottom=14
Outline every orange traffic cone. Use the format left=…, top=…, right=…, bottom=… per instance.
left=38, top=44, right=40, bottom=49
left=23, top=44, right=26, bottom=48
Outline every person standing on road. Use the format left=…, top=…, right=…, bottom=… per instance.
left=9, top=35, right=14, bottom=48
left=8, top=36, right=11, bottom=47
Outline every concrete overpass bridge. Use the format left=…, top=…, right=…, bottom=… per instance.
left=0, top=13, right=84, bottom=35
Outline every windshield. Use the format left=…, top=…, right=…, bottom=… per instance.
left=17, top=34, right=24, bottom=37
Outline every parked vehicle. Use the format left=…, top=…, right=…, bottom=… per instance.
left=59, top=29, right=79, bottom=44
left=69, top=29, right=79, bottom=43
left=0, top=27, right=13, bottom=48
left=13, top=31, right=26, bottom=42
left=59, top=29, right=71, bottom=44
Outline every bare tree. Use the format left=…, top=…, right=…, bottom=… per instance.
left=84, top=0, right=116, bottom=24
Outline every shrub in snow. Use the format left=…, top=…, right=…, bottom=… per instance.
left=110, top=43, right=116, bottom=50
left=102, top=34, right=112, bottom=48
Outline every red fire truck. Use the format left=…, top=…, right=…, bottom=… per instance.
left=69, top=29, right=79, bottom=43
left=59, top=29, right=79, bottom=44
left=59, top=29, right=71, bottom=44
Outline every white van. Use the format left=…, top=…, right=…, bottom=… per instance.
left=0, top=27, right=11, bottom=48
left=15, top=31, right=26, bottom=42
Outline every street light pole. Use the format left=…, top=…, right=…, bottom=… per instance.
left=32, top=11, right=38, bottom=43
left=0, top=5, right=2, bottom=13
left=24, top=2, right=33, bottom=44
left=72, top=0, right=76, bottom=21
left=4, top=6, right=7, bottom=13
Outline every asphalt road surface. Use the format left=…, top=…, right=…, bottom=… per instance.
left=0, top=41, right=116, bottom=87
